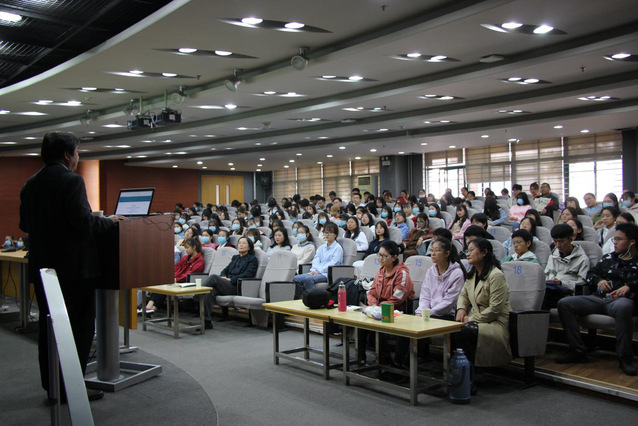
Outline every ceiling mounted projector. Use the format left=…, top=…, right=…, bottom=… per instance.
left=224, top=69, right=243, bottom=92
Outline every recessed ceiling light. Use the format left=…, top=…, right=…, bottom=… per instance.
left=162, top=139, right=172, bottom=143
left=129, top=69, right=144, bottom=74
left=197, top=161, right=203, bottom=165
left=508, top=77, right=522, bottom=82
left=24, top=136, right=38, bottom=140
left=502, top=77, right=550, bottom=85
left=502, top=22, right=523, bottom=29
left=214, top=50, right=232, bottom=56
left=326, top=154, right=333, bottom=158
left=16, top=111, right=48, bottom=116
left=354, top=156, right=361, bottom=160
left=175, top=151, right=187, bottom=155
left=339, top=146, right=346, bottom=150
left=398, top=151, right=404, bottom=154
left=554, top=125, right=563, bottom=129
left=418, top=94, right=463, bottom=100
left=0, top=11, right=22, bottom=22
left=0, top=141, right=17, bottom=145
left=533, top=24, right=554, bottom=34
left=225, top=104, right=237, bottom=109
left=482, top=23, right=566, bottom=35
left=581, top=129, right=590, bottom=133
left=393, top=53, right=459, bottom=62
left=162, top=72, right=177, bottom=77
left=407, top=52, right=422, bottom=58
left=103, top=145, right=131, bottom=148
left=523, top=78, right=539, bottom=84
left=289, top=159, right=295, bottom=163
left=421, top=142, right=428, bottom=146
left=449, top=145, right=456, bottom=148
left=241, top=17, right=263, bottom=25
left=179, top=47, right=197, bottom=53
left=318, top=136, right=330, bottom=139
left=135, top=155, right=147, bottom=158
left=257, top=164, right=263, bottom=167
left=349, top=75, right=364, bottom=81
left=370, top=148, right=377, bottom=152
left=378, top=128, right=388, bottom=132
left=317, top=161, right=323, bottom=165
left=228, top=163, right=234, bottom=166
left=66, top=101, right=82, bottom=106
left=296, top=153, right=302, bottom=156
left=102, top=123, right=124, bottom=128
left=578, top=95, right=618, bottom=101
left=284, top=165, right=290, bottom=168
left=612, top=53, right=631, bottom=59
left=230, top=167, right=236, bottom=170
left=0, top=110, right=10, bottom=114
left=440, top=120, right=451, bottom=123
left=430, top=55, right=447, bottom=61
left=284, top=22, right=305, bottom=29
left=25, top=153, right=39, bottom=156
left=202, top=166, right=207, bottom=169
left=264, top=91, right=276, bottom=95
left=205, top=135, right=215, bottom=138
left=260, top=158, right=265, bottom=161
left=81, top=87, right=97, bottom=91
left=481, top=135, right=489, bottom=138
left=508, top=138, right=518, bottom=142
left=256, top=169, right=262, bottom=172
left=237, top=127, right=248, bottom=131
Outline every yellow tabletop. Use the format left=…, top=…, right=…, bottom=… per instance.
left=0, top=251, right=28, bottom=264
left=139, top=284, right=213, bottom=296
left=263, top=299, right=336, bottom=321
left=330, top=309, right=463, bottom=339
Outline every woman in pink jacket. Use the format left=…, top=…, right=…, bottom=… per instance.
left=448, top=205, right=471, bottom=242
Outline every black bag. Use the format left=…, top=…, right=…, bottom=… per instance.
left=302, top=288, right=336, bottom=309
left=330, top=277, right=368, bottom=305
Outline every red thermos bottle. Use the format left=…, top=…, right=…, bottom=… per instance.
left=338, top=281, right=347, bottom=312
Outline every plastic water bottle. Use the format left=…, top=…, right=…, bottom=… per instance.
left=449, top=348, right=471, bottom=404
left=338, top=281, right=347, bottom=312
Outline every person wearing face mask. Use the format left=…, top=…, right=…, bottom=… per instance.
left=542, top=224, right=590, bottom=309
left=173, top=222, right=185, bottom=238
left=230, top=218, right=245, bottom=236
left=291, top=224, right=316, bottom=267
left=315, top=212, right=330, bottom=235
left=215, top=229, right=234, bottom=250
left=3, top=235, right=15, bottom=249
left=16, top=236, right=28, bottom=251
left=621, top=191, right=638, bottom=222
left=245, top=228, right=263, bottom=250
left=379, top=205, right=393, bottom=226
left=556, top=223, right=638, bottom=376
left=200, top=229, right=216, bottom=249
left=203, top=236, right=259, bottom=329
left=593, top=193, right=619, bottom=224
left=508, top=192, right=532, bottom=227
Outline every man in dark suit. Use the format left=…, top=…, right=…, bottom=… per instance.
left=20, top=132, right=126, bottom=401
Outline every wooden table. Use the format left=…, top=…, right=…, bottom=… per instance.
left=140, top=284, right=213, bottom=338
left=263, top=300, right=344, bottom=380
left=264, top=300, right=464, bottom=405
left=0, top=251, right=32, bottom=330
left=331, top=309, right=463, bottom=405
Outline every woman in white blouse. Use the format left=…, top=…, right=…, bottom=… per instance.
left=344, top=216, right=369, bottom=251
left=291, top=224, right=317, bottom=266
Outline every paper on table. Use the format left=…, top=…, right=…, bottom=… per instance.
left=178, top=282, right=196, bottom=288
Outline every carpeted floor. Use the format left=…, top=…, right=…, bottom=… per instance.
left=2, top=308, right=638, bottom=426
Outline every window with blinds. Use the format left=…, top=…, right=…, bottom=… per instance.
left=424, top=149, right=465, bottom=197
left=323, top=162, right=353, bottom=201
left=273, top=168, right=297, bottom=199
left=512, top=138, right=564, bottom=199
left=297, top=165, right=323, bottom=198
left=466, top=144, right=511, bottom=194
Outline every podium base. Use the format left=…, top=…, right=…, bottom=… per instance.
left=85, top=361, right=162, bottom=392
left=120, top=344, right=138, bottom=354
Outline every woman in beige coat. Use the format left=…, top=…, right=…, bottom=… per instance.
left=455, top=238, right=511, bottom=390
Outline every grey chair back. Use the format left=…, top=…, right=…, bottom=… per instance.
left=429, top=217, right=445, bottom=230
left=202, top=247, right=216, bottom=274
left=540, top=216, right=554, bottom=229
left=360, top=226, right=374, bottom=243
left=578, top=215, right=593, bottom=227
left=489, top=239, right=506, bottom=262
left=282, top=220, right=294, bottom=228
left=487, top=226, right=512, bottom=243
left=573, top=241, right=603, bottom=269
left=337, top=238, right=358, bottom=266
left=446, top=206, right=456, bottom=216
left=359, top=254, right=380, bottom=280
left=307, top=226, right=320, bottom=238
left=299, top=219, right=314, bottom=228
left=440, top=211, right=452, bottom=226
left=289, top=236, right=298, bottom=247
left=174, top=234, right=181, bottom=244
left=337, top=227, right=346, bottom=238
left=535, top=226, right=552, bottom=246
left=580, top=227, right=598, bottom=244
left=467, top=208, right=479, bottom=218
left=209, top=246, right=238, bottom=275
left=503, top=261, right=545, bottom=311
left=404, top=256, right=433, bottom=297
left=258, top=227, right=272, bottom=238
left=229, top=234, right=241, bottom=247
left=253, top=248, right=269, bottom=279
left=388, top=226, right=403, bottom=244
left=259, top=251, right=297, bottom=298
left=452, top=239, right=463, bottom=254
left=529, top=240, right=551, bottom=271
left=222, top=220, right=232, bottom=228
left=259, top=235, right=271, bottom=249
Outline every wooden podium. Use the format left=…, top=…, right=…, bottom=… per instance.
left=86, top=214, right=173, bottom=392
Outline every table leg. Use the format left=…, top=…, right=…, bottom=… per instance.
left=142, top=292, right=147, bottom=331
left=409, top=338, right=418, bottom=406
left=443, top=333, right=449, bottom=395
left=173, top=296, right=179, bottom=339
left=199, top=295, right=205, bottom=334
left=322, top=321, right=329, bottom=380
left=343, top=325, right=350, bottom=385
left=19, top=264, right=29, bottom=329
left=303, top=318, right=310, bottom=360
left=272, top=312, right=280, bottom=365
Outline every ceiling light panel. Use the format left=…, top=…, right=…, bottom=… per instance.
left=219, top=18, right=330, bottom=33
left=481, top=23, right=567, bottom=35
left=391, top=53, right=460, bottom=62
left=157, top=48, right=257, bottom=59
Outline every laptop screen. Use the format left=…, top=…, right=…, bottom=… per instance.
left=114, top=188, right=155, bottom=217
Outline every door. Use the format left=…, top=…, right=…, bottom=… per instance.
left=201, top=175, right=244, bottom=205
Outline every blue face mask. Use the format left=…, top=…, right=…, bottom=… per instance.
left=338, top=220, right=346, bottom=227
left=3, top=240, right=11, bottom=247
left=201, top=236, right=210, bottom=244
left=16, top=241, right=24, bottom=248
left=174, top=227, right=182, bottom=234
left=517, top=199, right=524, bottom=206
left=297, top=233, right=307, bottom=243
left=232, top=223, right=241, bottom=231
left=623, top=200, right=632, bottom=207
left=319, top=218, right=327, bottom=225
left=602, top=202, right=613, bottom=208
left=178, top=218, right=186, bottom=225
left=209, top=226, right=216, bottom=232
left=428, top=210, right=436, bottom=217
left=393, top=207, right=401, bottom=212
left=412, top=208, right=419, bottom=214
left=292, top=228, right=298, bottom=236
left=217, top=236, right=227, bottom=245
left=248, top=236, right=255, bottom=243
left=290, top=219, right=297, bottom=223
left=248, top=225, right=256, bottom=229
left=380, top=211, right=388, bottom=218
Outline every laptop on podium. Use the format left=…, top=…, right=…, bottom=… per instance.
left=114, top=187, right=155, bottom=218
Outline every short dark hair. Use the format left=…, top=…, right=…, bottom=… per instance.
left=551, top=224, right=574, bottom=239
left=323, top=222, right=339, bottom=236
left=41, top=132, right=79, bottom=163
left=433, top=228, right=452, bottom=240
left=512, top=229, right=533, bottom=243
left=512, top=184, right=522, bottom=191
left=379, top=240, right=402, bottom=266
left=616, top=223, right=638, bottom=243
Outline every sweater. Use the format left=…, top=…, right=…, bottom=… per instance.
left=291, top=242, right=316, bottom=266
left=416, top=262, right=465, bottom=317
left=367, top=262, right=415, bottom=312
left=174, top=252, right=205, bottom=283
left=220, top=253, right=259, bottom=286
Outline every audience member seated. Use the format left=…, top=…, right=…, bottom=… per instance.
left=621, top=191, right=638, bottom=223
left=595, top=193, right=620, bottom=224
left=245, top=228, right=263, bottom=250
left=202, top=236, right=259, bottom=329
left=392, top=210, right=410, bottom=240
left=367, top=241, right=415, bottom=370
left=564, top=218, right=584, bottom=243
left=594, top=206, right=619, bottom=246
left=173, top=222, right=185, bottom=239
left=267, top=228, right=292, bottom=257
left=16, top=235, right=28, bottom=251
left=501, top=229, right=539, bottom=264
left=459, top=225, right=491, bottom=259
left=508, top=192, right=532, bottom=228
left=556, top=207, right=579, bottom=225
left=535, top=182, right=560, bottom=217
left=583, top=192, right=602, bottom=219
left=427, top=203, right=444, bottom=220
left=230, top=218, right=246, bottom=236
left=177, top=226, right=199, bottom=247
left=508, top=184, right=523, bottom=207
left=216, top=229, right=234, bottom=250
left=543, top=224, right=590, bottom=309
left=602, top=213, right=635, bottom=255
left=145, top=238, right=205, bottom=313
left=403, top=213, right=434, bottom=260
left=416, top=237, right=466, bottom=321
left=454, top=238, right=512, bottom=392
left=344, top=216, right=369, bottom=251
left=565, top=197, right=585, bottom=216
left=291, top=224, right=316, bottom=267
left=201, top=229, right=216, bottom=249
left=525, top=209, right=543, bottom=228
left=360, top=211, right=375, bottom=230
left=294, top=222, right=343, bottom=298
left=379, top=205, right=393, bottom=224
left=556, top=223, right=638, bottom=376
left=448, top=205, right=471, bottom=242
left=3, top=234, right=15, bottom=249
left=469, top=213, right=495, bottom=239
left=483, top=197, right=507, bottom=226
